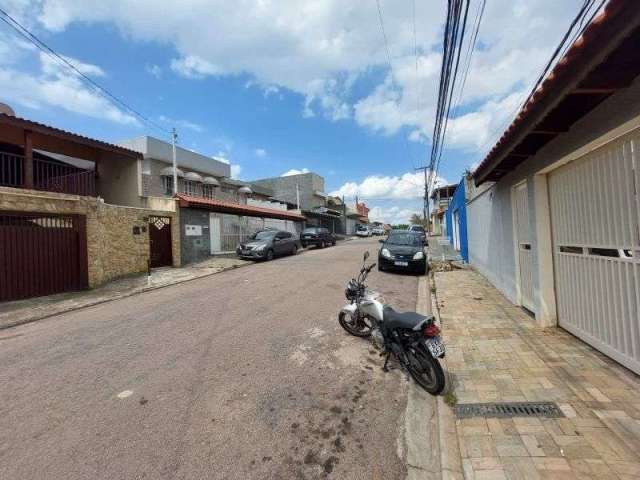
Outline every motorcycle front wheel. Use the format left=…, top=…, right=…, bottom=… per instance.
left=406, top=345, right=445, bottom=395
left=338, top=310, right=373, bottom=337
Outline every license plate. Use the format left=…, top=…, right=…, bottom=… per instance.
left=242, top=250, right=251, bottom=255
left=394, top=261, right=408, bottom=266
left=426, top=336, right=445, bottom=358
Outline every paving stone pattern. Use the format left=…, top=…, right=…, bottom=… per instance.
left=435, top=269, right=640, bottom=480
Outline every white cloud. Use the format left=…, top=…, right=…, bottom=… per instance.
left=368, top=205, right=420, bottom=225
left=281, top=168, right=310, bottom=177
left=146, top=64, right=162, bottom=78
left=230, top=164, right=242, bottom=179
left=158, top=114, right=205, bottom=133
left=330, top=171, right=446, bottom=201
left=6, top=0, right=587, bottom=152
left=0, top=42, right=138, bottom=125
left=254, top=148, right=267, bottom=158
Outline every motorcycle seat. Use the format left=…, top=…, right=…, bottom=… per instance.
left=383, top=306, right=431, bottom=331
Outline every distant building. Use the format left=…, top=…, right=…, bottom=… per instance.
left=429, top=184, right=456, bottom=235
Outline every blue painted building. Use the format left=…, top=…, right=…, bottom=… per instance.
left=445, top=179, right=468, bottom=262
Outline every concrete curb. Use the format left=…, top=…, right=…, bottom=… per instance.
left=0, top=263, right=251, bottom=331
left=404, top=276, right=441, bottom=480
left=430, top=273, right=464, bottom=480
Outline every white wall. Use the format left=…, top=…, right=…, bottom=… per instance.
left=467, top=76, right=640, bottom=318
left=467, top=185, right=518, bottom=304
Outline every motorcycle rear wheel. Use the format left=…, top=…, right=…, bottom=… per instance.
left=338, top=311, right=373, bottom=337
left=406, top=345, right=445, bottom=395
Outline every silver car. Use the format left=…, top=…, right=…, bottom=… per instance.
left=236, top=230, right=301, bottom=261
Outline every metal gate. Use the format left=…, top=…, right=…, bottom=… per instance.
left=149, top=216, right=173, bottom=268
left=513, top=181, right=535, bottom=311
left=548, top=128, right=640, bottom=374
left=0, top=212, right=88, bottom=301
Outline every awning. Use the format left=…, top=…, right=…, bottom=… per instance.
left=176, top=194, right=306, bottom=221
left=160, top=166, right=185, bottom=177
left=0, top=113, right=142, bottom=161
left=184, top=171, right=203, bottom=182
left=203, top=176, right=220, bottom=186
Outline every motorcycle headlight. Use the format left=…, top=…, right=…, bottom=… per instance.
left=255, top=244, right=266, bottom=251
left=381, top=248, right=393, bottom=259
left=413, top=251, right=424, bottom=260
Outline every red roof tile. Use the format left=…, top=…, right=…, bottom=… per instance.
left=473, top=0, right=640, bottom=184
left=176, top=194, right=306, bottom=221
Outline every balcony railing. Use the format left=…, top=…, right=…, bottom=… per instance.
left=1, top=152, right=96, bottom=196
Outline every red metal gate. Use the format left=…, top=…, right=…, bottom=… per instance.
left=0, top=212, right=88, bottom=302
left=149, top=216, right=173, bottom=268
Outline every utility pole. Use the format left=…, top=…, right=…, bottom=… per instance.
left=295, top=184, right=300, bottom=210
left=172, top=128, right=178, bottom=196
left=415, top=166, right=429, bottom=230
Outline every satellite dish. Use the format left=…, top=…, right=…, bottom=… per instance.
left=0, top=103, right=15, bottom=116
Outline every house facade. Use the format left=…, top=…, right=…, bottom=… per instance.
left=445, top=178, right=469, bottom=262
left=0, top=113, right=179, bottom=302
left=119, top=136, right=304, bottom=263
left=467, top=1, right=640, bottom=374
left=251, top=172, right=344, bottom=233
left=429, top=184, right=456, bottom=235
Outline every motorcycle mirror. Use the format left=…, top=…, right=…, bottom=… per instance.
left=363, top=251, right=370, bottom=261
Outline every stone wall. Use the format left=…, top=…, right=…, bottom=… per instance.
left=0, top=187, right=180, bottom=289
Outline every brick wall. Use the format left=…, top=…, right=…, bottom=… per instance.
left=0, top=187, right=180, bottom=288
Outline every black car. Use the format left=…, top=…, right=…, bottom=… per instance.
left=300, top=227, right=336, bottom=248
left=378, top=231, right=427, bottom=274
left=407, top=224, right=428, bottom=245
left=237, top=230, right=301, bottom=261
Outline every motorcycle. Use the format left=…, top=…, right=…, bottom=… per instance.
left=338, top=251, right=446, bottom=395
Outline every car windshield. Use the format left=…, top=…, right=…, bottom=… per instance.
left=386, top=233, right=422, bottom=246
left=250, top=231, right=277, bottom=240
left=302, top=228, right=319, bottom=234
left=410, top=226, right=425, bottom=232
left=357, top=225, right=368, bottom=230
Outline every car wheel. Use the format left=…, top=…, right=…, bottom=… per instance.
left=332, top=240, right=336, bottom=246
left=320, top=240, right=326, bottom=248
left=291, top=244, right=297, bottom=255
left=378, top=263, right=385, bottom=272
left=266, top=249, right=274, bottom=261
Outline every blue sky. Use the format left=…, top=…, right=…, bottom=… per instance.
left=0, top=0, right=583, bottom=224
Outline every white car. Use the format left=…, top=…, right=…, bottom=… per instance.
left=371, top=226, right=385, bottom=236
left=356, top=226, right=371, bottom=237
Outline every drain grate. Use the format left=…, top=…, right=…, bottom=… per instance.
left=454, top=402, right=564, bottom=419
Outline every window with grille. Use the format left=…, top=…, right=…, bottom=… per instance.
left=182, top=180, right=201, bottom=196
left=162, top=176, right=173, bottom=196
left=203, top=185, right=215, bottom=199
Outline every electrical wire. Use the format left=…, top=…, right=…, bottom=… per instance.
left=474, top=0, right=608, bottom=162
left=374, top=0, right=418, bottom=172
left=0, top=8, right=170, bottom=136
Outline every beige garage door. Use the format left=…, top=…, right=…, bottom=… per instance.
left=548, top=128, right=640, bottom=374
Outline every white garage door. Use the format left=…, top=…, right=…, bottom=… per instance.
left=548, top=128, right=640, bottom=374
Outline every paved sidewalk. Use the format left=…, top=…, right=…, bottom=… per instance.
left=429, top=235, right=462, bottom=262
left=435, top=268, right=640, bottom=480
left=0, top=256, right=248, bottom=330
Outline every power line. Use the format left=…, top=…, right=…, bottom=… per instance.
left=0, top=7, right=170, bottom=136
left=373, top=0, right=418, bottom=171
left=474, top=0, right=607, bottom=162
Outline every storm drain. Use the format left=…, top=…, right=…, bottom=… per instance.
left=454, top=402, right=564, bottom=419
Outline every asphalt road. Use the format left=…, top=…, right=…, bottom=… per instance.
left=0, top=237, right=421, bottom=480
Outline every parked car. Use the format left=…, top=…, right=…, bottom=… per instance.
left=300, top=227, right=336, bottom=248
left=371, top=226, right=386, bottom=236
left=407, top=224, right=428, bottom=245
left=378, top=231, right=427, bottom=274
left=356, top=225, right=372, bottom=237
left=237, top=230, right=301, bottom=261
